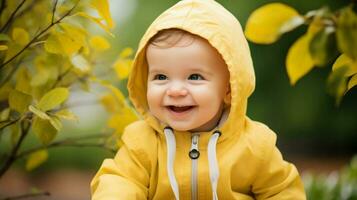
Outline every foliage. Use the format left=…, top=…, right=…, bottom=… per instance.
left=0, top=0, right=137, bottom=197
left=303, top=156, right=357, bottom=200
left=245, top=2, right=357, bottom=105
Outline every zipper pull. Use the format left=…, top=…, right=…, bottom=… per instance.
left=189, top=134, right=200, bottom=159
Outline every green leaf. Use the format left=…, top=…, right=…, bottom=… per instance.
left=37, top=87, right=69, bottom=111
left=336, top=6, right=357, bottom=60
left=26, top=149, right=48, bottom=171
left=32, top=116, right=57, bottom=145
left=286, top=34, right=315, bottom=85
left=10, top=123, right=20, bottom=146
left=9, top=89, right=32, bottom=113
left=245, top=3, right=304, bottom=44
left=29, top=105, right=50, bottom=120
left=326, top=66, right=349, bottom=106
left=309, top=27, right=338, bottom=67
left=0, top=33, right=10, bottom=41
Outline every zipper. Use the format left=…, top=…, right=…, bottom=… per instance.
left=189, top=133, right=200, bottom=200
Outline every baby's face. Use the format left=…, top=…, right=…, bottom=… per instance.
left=146, top=36, right=230, bottom=132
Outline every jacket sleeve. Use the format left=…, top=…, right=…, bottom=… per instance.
left=90, top=126, right=152, bottom=200
left=251, top=139, right=306, bottom=200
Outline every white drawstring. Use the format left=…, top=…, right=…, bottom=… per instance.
left=208, top=131, right=221, bottom=200
left=164, top=127, right=180, bottom=200
left=163, top=107, right=228, bottom=200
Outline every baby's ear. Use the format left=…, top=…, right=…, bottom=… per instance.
left=224, top=85, right=231, bottom=105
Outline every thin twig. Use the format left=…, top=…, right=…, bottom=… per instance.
left=51, top=0, right=58, bottom=24
left=0, top=118, right=20, bottom=131
left=16, top=133, right=115, bottom=158
left=0, top=191, right=50, bottom=200
left=51, top=65, right=74, bottom=89
left=0, top=0, right=80, bottom=70
left=0, top=0, right=27, bottom=33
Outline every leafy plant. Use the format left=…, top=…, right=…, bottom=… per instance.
left=303, top=156, right=357, bottom=200
left=0, top=0, right=137, bottom=198
left=245, top=2, right=357, bottom=105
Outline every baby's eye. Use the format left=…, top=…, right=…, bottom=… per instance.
left=153, top=74, right=167, bottom=80
left=188, top=74, right=204, bottom=80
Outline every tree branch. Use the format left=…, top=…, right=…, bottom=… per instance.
left=0, top=0, right=27, bottom=33
left=0, top=120, right=31, bottom=178
left=0, top=0, right=81, bottom=70
left=0, top=191, right=50, bottom=200
left=0, top=0, right=7, bottom=17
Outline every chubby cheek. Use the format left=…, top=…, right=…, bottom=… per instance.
left=146, top=85, right=165, bottom=112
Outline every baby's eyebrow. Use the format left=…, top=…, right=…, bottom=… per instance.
left=148, top=69, right=165, bottom=75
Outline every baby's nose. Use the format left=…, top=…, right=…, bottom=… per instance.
left=166, top=84, right=188, bottom=97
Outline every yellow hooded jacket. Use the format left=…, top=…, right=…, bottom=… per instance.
left=91, top=0, right=306, bottom=199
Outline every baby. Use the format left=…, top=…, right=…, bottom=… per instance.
left=91, top=0, right=306, bottom=199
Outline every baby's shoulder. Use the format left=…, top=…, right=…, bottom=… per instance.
left=241, top=118, right=278, bottom=160
left=121, top=120, right=158, bottom=152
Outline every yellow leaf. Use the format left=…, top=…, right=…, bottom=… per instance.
left=75, top=12, right=114, bottom=37
left=44, top=33, right=62, bottom=55
left=245, top=3, right=304, bottom=44
left=9, top=89, right=32, bottom=114
left=32, top=116, right=57, bottom=145
left=12, top=27, right=30, bottom=46
left=15, top=67, right=32, bottom=95
left=37, top=87, right=69, bottom=111
left=55, top=109, right=79, bottom=121
left=0, top=108, right=10, bottom=121
left=0, top=45, right=8, bottom=51
left=90, top=0, right=114, bottom=29
left=30, top=70, right=50, bottom=88
left=347, top=74, right=357, bottom=91
left=71, top=54, right=91, bottom=74
left=26, top=150, right=48, bottom=171
left=49, top=115, right=62, bottom=131
left=89, top=35, right=110, bottom=51
left=332, top=54, right=357, bottom=77
left=113, top=59, right=132, bottom=80
left=100, top=93, right=119, bottom=113
left=0, top=83, right=12, bottom=101
left=60, top=23, right=88, bottom=49
left=29, top=105, right=50, bottom=120
left=90, top=77, right=126, bottom=107
left=120, top=48, right=133, bottom=58
left=45, top=32, right=81, bottom=56
left=107, top=107, right=138, bottom=134
left=286, top=34, right=315, bottom=85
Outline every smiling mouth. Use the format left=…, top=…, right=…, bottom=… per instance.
left=167, top=106, right=195, bottom=113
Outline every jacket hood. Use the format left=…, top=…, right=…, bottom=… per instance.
left=127, top=0, right=255, bottom=139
